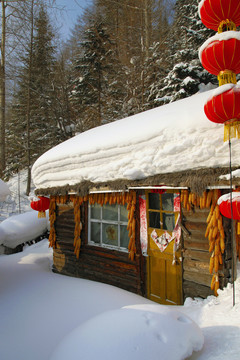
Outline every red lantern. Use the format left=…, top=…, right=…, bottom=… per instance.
left=31, top=196, right=50, bottom=218
left=204, top=85, right=240, bottom=124
left=199, top=0, right=240, bottom=32
left=218, top=192, right=240, bottom=220
left=204, top=84, right=240, bottom=141
left=199, top=32, right=240, bottom=84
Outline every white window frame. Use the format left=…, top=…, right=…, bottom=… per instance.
left=88, top=203, right=129, bottom=252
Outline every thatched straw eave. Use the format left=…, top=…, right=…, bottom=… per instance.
left=35, top=166, right=239, bottom=198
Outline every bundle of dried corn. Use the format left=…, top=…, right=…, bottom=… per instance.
left=127, top=191, right=137, bottom=261
left=205, top=202, right=225, bottom=296
left=73, top=197, right=84, bottom=259
left=49, top=196, right=56, bottom=248
left=181, top=189, right=221, bottom=211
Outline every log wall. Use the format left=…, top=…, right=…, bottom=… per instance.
left=182, top=207, right=231, bottom=300
left=52, top=201, right=146, bottom=296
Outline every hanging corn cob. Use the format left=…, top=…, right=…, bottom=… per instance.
left=127, top=191, right=136, bottom=261
left=181, top=189, right=224, bottom=297
left=73, top=197, right=83, bottom=259
left=49, top=196, right=56, bottom=248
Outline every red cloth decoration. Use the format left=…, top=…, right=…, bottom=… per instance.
left=199, top=0, right=240, bottom=31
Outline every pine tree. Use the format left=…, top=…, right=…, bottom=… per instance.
left=70, top=18, right=124, bottom=131
left=148, top=0, right=217, bottom=107
left=6, top=4, right=61, bottom=187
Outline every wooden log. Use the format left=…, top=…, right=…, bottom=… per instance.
left=183, top=258, right=210, bottom=275
left=183, top=280, right=213, bottom=300
left=183, top=249, right=210, bottom=262
left=183, top=269, right=212, bottom=287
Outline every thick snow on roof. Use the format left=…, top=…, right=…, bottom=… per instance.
left=32, top=90, right=240, bottom=190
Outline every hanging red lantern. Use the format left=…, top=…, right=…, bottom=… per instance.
left=218, top=192, right=240, bottom=219
left=31, top=196, right=50, bottom=218
left=199, top=0, right=240, bottom=32
left=204, top=84, right=240, bottom=141
left=199, top=32, right=240, bottom=85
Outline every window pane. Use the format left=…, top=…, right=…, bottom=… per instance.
left=120, top=204, right=128, bottom=222
left=120, top=225, right=129, bottom=248
left=162, top=193, right=174, bottom=211
left=91, top=203, right=101, bottom=219
left=102, top=204, right=118, bottom=221
left=163, top=213, right=175, bottom=231
left=149, top=193, right=160, bottom=210
left=90, top=222, right=100, bottom=243
left=102, top=224, right=118, bottom=246
left=149, top=212, right=160, bottom=229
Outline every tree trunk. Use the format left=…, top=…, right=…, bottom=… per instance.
left=26, top=0, right=34, bottom=196
left=0, top=0, right=6, bottom=176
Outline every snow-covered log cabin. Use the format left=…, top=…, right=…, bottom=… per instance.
left=32, top=89, right=240, bottom=305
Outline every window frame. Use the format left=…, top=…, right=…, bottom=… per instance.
left=88, top=202, right=129, bottom=252
left=146, top=190, right=178, bottom=232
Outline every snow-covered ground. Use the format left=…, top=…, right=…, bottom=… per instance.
left=0, top=240, right=239, bottom=360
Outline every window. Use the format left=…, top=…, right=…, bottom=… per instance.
left=147, top=191, right=176, bottom=231
left=88, top=202, right=129, bottom=250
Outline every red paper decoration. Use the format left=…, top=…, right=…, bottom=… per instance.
left=199, top=0, right=240, bottom=32
left=31, top=196, right=50, bottom=218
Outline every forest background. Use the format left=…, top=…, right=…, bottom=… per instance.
left=0, top=0, right=220, bottom=194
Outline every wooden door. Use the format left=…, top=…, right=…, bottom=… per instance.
left=146, top=190, right=183, bottom=305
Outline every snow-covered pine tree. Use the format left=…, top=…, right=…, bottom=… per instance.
left=6, top=4, right=61, bottom=183
left=148, top=0, right=217, bottom=107
left=70, top=18, right=125, bottom=132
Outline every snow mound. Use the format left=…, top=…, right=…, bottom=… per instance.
left=50, top=304, right=204, bottom=360
left=0, top=210, right=48, bottom=248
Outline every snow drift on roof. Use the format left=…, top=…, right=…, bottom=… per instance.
left=32, top=90, right=240, bottom=190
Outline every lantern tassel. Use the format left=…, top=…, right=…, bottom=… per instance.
left=224, top=120, right=240, bottom=142
left=218, top=70, right=237, bottom=86
left=218, top=19, right=236, bottom=33
left=38, top=211, right=46, bottom=218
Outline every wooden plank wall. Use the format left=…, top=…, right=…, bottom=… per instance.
left=52, top=202, right=146, bottom=296
left=182, top=207, right=231, bottom=300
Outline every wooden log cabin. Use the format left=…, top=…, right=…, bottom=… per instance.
left=32, top=90, right=240, bottom=305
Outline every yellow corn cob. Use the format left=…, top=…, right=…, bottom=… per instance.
left=209, top=253, right=214, bottom=274
left=209, top=240, right=215, bottom=252
left=212, top=226, right=218, bottom=239
left=183, top=191, right=188, bottom=208
left=214, top=254, right=219, bottom=273
left=208, top=228, right=213, bottom=242
left=220, top=236, right=225, bottom=253
left=211, top=274, right=216, bottom=290
left=188, top=193, right=192, bottom=205
left=205, top=223, right=211, bottom=238
left=214, top=275, right=219, bottom=296
left=206, top=191, right=213, bottom=208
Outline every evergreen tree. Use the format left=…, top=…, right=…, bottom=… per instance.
left=70, top=18, right=125, bottom=131
left=6, top=4, right=61, bottom=184
left=148, top=0, right=217, bottom=107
